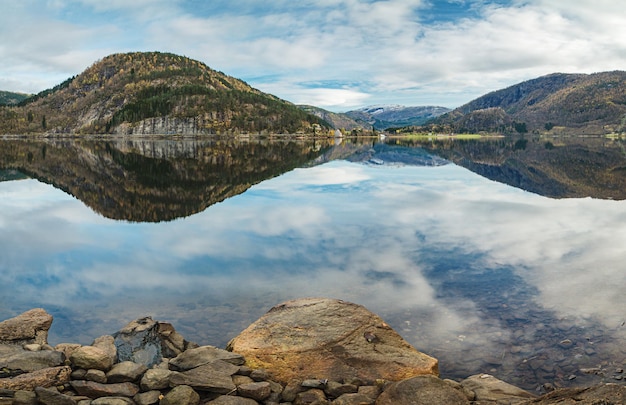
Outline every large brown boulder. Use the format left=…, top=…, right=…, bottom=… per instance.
left=226, top=298, right=438, bottom=384
left=0, top=309, right=53, bottom=345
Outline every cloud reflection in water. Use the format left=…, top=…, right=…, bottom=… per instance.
left=2, top=161, right=626, bottom=387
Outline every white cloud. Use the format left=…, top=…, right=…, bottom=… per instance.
left=2, top=0, right=626, bottom=107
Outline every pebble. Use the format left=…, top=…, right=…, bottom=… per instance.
left=558, top=339, right=573, bottom=349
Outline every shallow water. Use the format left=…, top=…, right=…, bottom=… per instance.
left=1, top=137, right=625, bottom=391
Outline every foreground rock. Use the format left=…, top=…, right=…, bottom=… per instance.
left=376, top=375, right=470, bottom=404
left=113, top=316, right=197, bottom=367
left=526, top=383, right=626, bottom=404
left=0, top=305, right=625, bottom=405
left=227, top=297, right=439, bottom=383
left=0, top=308, right=52, bottom=346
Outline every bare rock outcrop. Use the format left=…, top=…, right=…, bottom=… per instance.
left=226, top=297, right=439, bottom=384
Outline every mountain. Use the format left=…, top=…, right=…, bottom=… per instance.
left=0, top=52, right=330, bottom=135
left=426, top=71, right=626, bottom=134
left=0, top=90, right=30, bottom=106
left=298, top=105, right=363, bottom=131
left=298, top=104, right=451, bottom=133
left=345, top=105, right=451, bottom=130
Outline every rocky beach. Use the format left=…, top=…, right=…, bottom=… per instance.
left=1, top=298, right=625, bottom=405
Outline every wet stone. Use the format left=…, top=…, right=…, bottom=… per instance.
left=160, top=385, right=199, bottom=405
left=70, top=380, right=140, bottom=398
left=168, top=362, right=237, bottom=393
left=281, top=379, right=304, bottom=402
left=301, top=379, right=326, bottom=389
left=106, top=361, right=148, bottom=383
left=133, top=390, right=161, bottom=405
left=249, top=368, right=271, bottom=382
left=232, top=375, right=254, bottom=386
left=169, top=345, right=244, bottom=371
left=84, top=369, right=107, bottom=383
left=332, top=392, right=375, bottom=405
left=237, top=381, right=271, bottom=401
left=207, top=396, right=259, bottom=405
left=34, top=386, right=77, bottom=405
left=90, top=397, right=135, bottom=405
left=139, top=368, right=172, bottom=391
left=357, top=385, right=381, bottom=400
left=70, top=346, right=113, bottom=371
left=324, top=381, right=358, bottom=398
left=294, top=388, right=327, bottom=405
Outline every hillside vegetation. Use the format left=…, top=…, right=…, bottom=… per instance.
left=0, top=90, right=30, bottom=106
left=298, top=105, right=364, bottom=131
left=0, top=52, right=330, bottom=135
left=418, top=71, right=626, bottom=135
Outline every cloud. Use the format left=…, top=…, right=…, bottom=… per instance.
left=2, top=1, right=626, bottom=107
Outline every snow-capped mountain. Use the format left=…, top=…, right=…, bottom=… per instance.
left=345, top=104, right=451, bottom=129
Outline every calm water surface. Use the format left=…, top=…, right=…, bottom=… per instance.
left=1, top=136, right=626, bottom=391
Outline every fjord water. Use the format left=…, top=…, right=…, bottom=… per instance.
left=1, top=136, right=626, bottom=390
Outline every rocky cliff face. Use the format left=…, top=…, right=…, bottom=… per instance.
left=114, top=117, right=207, bottom=135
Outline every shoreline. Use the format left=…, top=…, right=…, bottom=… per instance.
left=2, top=303, right=625, bottom=405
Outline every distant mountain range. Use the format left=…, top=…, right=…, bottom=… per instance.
left=299, top=104, right=451, bottom=131
left=1, top=51, right=625, bottom=135
left=345, top=105, right=451, bottom=129
left=0, top=90, right=30, bottom=106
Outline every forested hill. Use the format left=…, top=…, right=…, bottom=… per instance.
left=422, top=71, right=626, bottom=135
left=0, top=52, right=330, bottom=135
left=0, top=90, right=30, bottom=106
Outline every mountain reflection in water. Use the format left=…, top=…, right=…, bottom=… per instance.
left=1, top=135, right=626, bottom=391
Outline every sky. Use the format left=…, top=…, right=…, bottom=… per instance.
left=1, top=0, right=626, bottom=112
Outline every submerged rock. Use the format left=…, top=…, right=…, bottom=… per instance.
left=227, top=297, right=439, bottom=384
